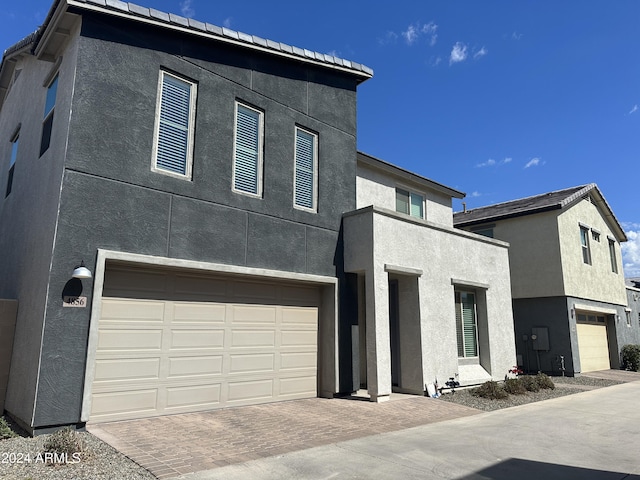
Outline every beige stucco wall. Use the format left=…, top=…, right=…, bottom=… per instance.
left=343, top=207, right=516, bottom=392
left=356, top=164, right=454, bottom=227
left=557, top=198, right=626, bottom=305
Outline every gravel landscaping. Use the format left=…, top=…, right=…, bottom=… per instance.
left=0, top=375, right=628, bottom=480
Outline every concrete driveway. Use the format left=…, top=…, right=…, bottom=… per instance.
left=174, top=377, right=640, bottom=480
left=88, top=371, right=640, bottom=480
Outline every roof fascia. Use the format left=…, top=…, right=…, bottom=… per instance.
left=454, top=204, right=562, bottom=228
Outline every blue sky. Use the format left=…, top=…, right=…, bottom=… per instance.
left=2, top=0, right=640, bottom=276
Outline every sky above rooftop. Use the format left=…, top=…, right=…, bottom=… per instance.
left=3, top=0, right=640, bottom=276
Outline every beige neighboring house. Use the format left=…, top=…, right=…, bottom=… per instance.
left=342, top=152, right=516, bottom=401
left=454, top=184, right=628, bottom=375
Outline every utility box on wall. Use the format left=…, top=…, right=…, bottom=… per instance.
left=531, top=327, right=550, bottom=351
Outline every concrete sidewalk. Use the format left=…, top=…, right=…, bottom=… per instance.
left=176, top=381, right=640, bottom=480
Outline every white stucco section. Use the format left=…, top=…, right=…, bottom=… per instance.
left=356, top=163, right=454, bottom=227
left=557, top=198, right=627, bottom=305
left=343, top=207, right=516, bottom=391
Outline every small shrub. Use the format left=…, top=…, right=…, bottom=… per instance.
left=0, top=417, right=17, bottom=439
left=44, top=427, right=85, bottom=456
left=519, top=375, right=540, bottom=392
left=621, top=344, right=640, bottom=372
left=503, top=378, right=527, bottom=395
left=535, top=372, right=555, bottom=390
left=472, top=380, right=508, bottom=399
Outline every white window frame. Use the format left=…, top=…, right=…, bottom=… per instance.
left=608, top=238, right=618, bottom=274
left=293, top=126, right=318, bottom=212
left=580, top=225, right=591, bottom=265
left=6, top=128, right=19, bottom=197
left=151, top=70, right=197, bottom=180
left=395, top=187, right=425, bottom=219
left=40, top=72, right=59, bottom=156
left=232, top=101, right=264, bottom=197
left=455, top=290, right=479, bottom=359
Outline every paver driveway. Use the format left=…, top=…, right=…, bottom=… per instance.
left=87, top=395, right=479, bottom=479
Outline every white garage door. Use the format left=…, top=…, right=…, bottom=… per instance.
left=576, top=323, right=610, bottom=373
left=90, top=265, right=319, bottom=423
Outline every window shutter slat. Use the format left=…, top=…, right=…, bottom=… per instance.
left=234, top=105, right=260, bottom=194
left=295, top=129, right=315, bottom=209
left=155, top=74, right=192, bottom=176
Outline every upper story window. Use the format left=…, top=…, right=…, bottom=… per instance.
left=580, top=225, right=591, bottom=265
left=5, top=130, right=19, bottom=197
left=294, top=127, right=318, bottom=212
left=395, top=188, right=424, bottom=219
left=40, top=73, right=58, bottom=156
left=471, top=225, right=494, bottom=238
left=591, top=229, right=601, bottom=242
left=608, top=238, right=618, bottom=273
left=152, top=71, right=197, bottom=178
left=455, top=290, right=478, bottom=358
left=233, top=102, right=263, bottom=197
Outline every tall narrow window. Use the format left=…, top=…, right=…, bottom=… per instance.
left=233, top=102, right=263, bottom=196
left=455, top=290, right=478, bottom=358
left=294, top=127, right=318, bottom=211
left=152, top=71, right=197, bottom=178
left=395, top=188, right=424, bottom=219
left=580, top=226, right=591, bottom=265
left=6, top=132, right=19, bottom=197
left=608, top=239, right=618, bottom=273
left=40, top=73, right=58, bottom=156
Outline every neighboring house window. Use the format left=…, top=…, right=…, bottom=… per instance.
left=40, top=73, right=58, bottom=156
left=294, top=127, right=318, bottom=211
left=577, top=312, right=606, bottom=324
left=580, top=226, right=591, bottom=265
left=455, top=290, right=478, bottom=358
left=395, top=188, right=424, bottom=219
left=608, top=239, right=618, bottom=273
left=6, top=131, right=19, bottom=197
left=591, top=229, right=600, bottom=242
left=626, top=311, right=632, bottom=327
left=233, top=102, right=263, bottom=196
left=471, top=225, right=494, bottom=238
left=638, top=312, right=640, bottom=327
left=152, top=71, right=197, bottom=178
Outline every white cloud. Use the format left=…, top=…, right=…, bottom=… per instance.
left=429, top=56, right=442, bottom=67
left=470, top=191, right=482, bottom=198
left=450, top=42, right=468, bottom=65
left=512, top=32, right=523, bottom=40
left=503, top=157, right=512, bottom=164
left=379, top=31, right=398, bottom=45
left=401, top=22, right=438, bottom=46
left=622, top=230, right=640, bottom=277
left=524, top=157, right=543, bottom=168
left=476, top=157, right=512, bottom=168
left=179, top=0, right=195, bottom=18
left=629, top=104, right=638, bottom=115
left=474, top=46, right=488, bottom=59
left=223, top=17, right=232, bottom=28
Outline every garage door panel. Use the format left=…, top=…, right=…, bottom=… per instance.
left=94, top=358, right=161, bottom=382
left=103, top=269, right=168, bottom=297
left=230, top=353, right=275, bottom=373
left=166, top=384, right=221, bottom=409
left=173, top=303, right=226, bottom=323
left=170, top=329, right=225, bottom=349
left=168, top=355, right=224, bottom=378
left=577, top=323, right=610, bottom=372
left=92, top=267, right=320, bottom=423
left=98, top=329, right=163, bottom=351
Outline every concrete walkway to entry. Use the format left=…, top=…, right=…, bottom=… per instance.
left=88, top=394, right=479, bottom=479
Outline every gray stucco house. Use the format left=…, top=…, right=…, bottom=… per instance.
left=624, top=279, right=640, bottom=349
left=0, top=0, right=517, bottom=435
left=454, top=184, right=629, bottom=376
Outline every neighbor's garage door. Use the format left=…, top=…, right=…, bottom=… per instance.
left=89, top=265, right=320, bottom=423
left=576, top=322, right=610, bottom=372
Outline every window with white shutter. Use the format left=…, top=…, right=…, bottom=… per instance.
left=233, top=102, right=263, bottom=196
left=294, top=127, right=318, bottom=212
left=152, top=71, right=197, bottom=179
left=455, top=290, right=478, bottom=358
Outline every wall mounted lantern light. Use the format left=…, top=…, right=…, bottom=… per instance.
left=72, top=261, right=92, bottom=279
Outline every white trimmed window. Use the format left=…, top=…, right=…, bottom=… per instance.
left=580, top=225, right=591, bottom=265
left=608, top=238, right=618, bottom=273
left=294, top=127, right=318, bottom=211
left=233, top=102, right=263, bottom=196
left=455, top=290, right=478, bottom=358
left=395, top=188, right=424, bottom=219
left=6, top=130, right=19, bottom=197
left=40, top=73, right=58, bottom=156
left=152, top=71, right=197, bottom=178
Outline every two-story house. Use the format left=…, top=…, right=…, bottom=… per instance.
left=342, top=152, right=516, bottom=400
left=454, top=184, right=628, bottom=376
left=0, top=0, right=372, bottom=434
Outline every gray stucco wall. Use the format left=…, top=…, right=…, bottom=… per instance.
left=623, top=288, right=640, bottom=348
left=25, top=13, right=361, bottom=429
left=0, top=25, right=81, bottom=428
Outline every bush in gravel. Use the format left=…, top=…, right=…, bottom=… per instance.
left=44, top=427, right=86, bottom=457
left=0, top=417, right=16, bottom=439
left=472, top=380, right=509, bottom=399
left=519, top=375, right=540, bottom=392
left=535, top=372, right=555, bottom=390
left=503, top=378, right=527, bottom=395
left=621, top=344, right=640, bottom=371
